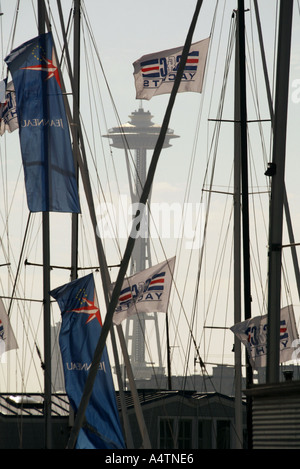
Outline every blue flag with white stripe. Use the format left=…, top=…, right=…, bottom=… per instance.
left=5, top=32, right=80, bottom=213
left=50, top=274, right=125, bottom=449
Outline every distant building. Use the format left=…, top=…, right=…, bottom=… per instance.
left=133, top=364, right=246, bottom=396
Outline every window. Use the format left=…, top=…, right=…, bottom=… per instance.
left=159, top=416, right=233, bottom=449
left=159, top=418, right=192, bottom=448
left=216, top=420, right=231, bottom=449
left=159, top=418, right=174, bottom=449
left=178, top=419, right=192, bottom=449
left=198, top=420, right=212, bottom=449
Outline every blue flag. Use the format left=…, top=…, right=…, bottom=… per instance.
left=50, top=274, right=125, bottom=449
left=5, top=32, right=80, bottom=213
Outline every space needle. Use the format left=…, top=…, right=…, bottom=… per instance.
left=104, top=105, right=179, bottom=385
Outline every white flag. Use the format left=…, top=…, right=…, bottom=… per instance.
left=112, top=257, right=175, bottom=325
left=133, top=38, right=210, bottom=100
left=0, top=298, right=18, bottom=359
left=230, top=305, right=298, bottom=369
left=0, top=81, right=19, bottom=136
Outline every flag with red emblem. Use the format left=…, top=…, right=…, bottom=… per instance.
left=50, top=273, right=125, bottom=449
left=5, top=32, right=80, bottom=213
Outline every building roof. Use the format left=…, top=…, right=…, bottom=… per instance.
left=0, top=389, right=244, bottom=418
left=0, top=393, right=69, bottom=418
left=116, top=389, right=243, bottom=411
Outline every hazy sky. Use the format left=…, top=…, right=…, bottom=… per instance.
left=1, top=0, right=300, bottom=391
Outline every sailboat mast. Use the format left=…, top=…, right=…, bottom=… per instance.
left=71, top=0, right=81, bottom=282
left=266, top=0, right=294, bottom=383
left=38, top=0, right=52, bottom=450
left=237, top=0, right=252, bottom=449
left=253, top=0, right=300, bottom=304
left=233, top=6, right=242, bottom=449
left=237, top=1, right=252, bottom=336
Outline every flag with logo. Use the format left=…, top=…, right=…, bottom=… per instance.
left=50, top=274, right=125, bottom=449
left=0, top=298, right=18, bottom=360
left=230, top=305, right=299, bottom=369
left=5, top=32, right=80, bottom=213
left=112, top=256, right=175, bottom=325
left=0, top=80, right=18, bottom=136
left=133, top=38, right=210, bottom=100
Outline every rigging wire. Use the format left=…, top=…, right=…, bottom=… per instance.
left=74, top=4, right=232, bottom=405
left=1, top=0, right=297, bottom=446
left=78, top=2, right=213, bottom=387
left=193, top=11, right=236, bottom=366
left=56, top=3, right=164, bottom=387
left=195, top=0, right=282, bottom=390
left=166, top=1, right=220, bottom=386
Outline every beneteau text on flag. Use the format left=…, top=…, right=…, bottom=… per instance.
left=230, top=305, right=299, bottom=369
left=5, top=32, right=80, bottom=213
left=50, top=274, right=125, bottom=449
left=0, top=298, right=18, bottom=360
left=112, top=256, right=175, bottom=325
left=133, top=38, right=210, bottom=100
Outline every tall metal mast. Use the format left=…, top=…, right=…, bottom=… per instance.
left=71, top=0, right=81, bottom=282
left=38, top=0, right=52, bottom=450
left=233, top=6, right=243, bottom=449
left=266, top=0, right=294, bottom=384
left=237, top=0, right=252, bottom=449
